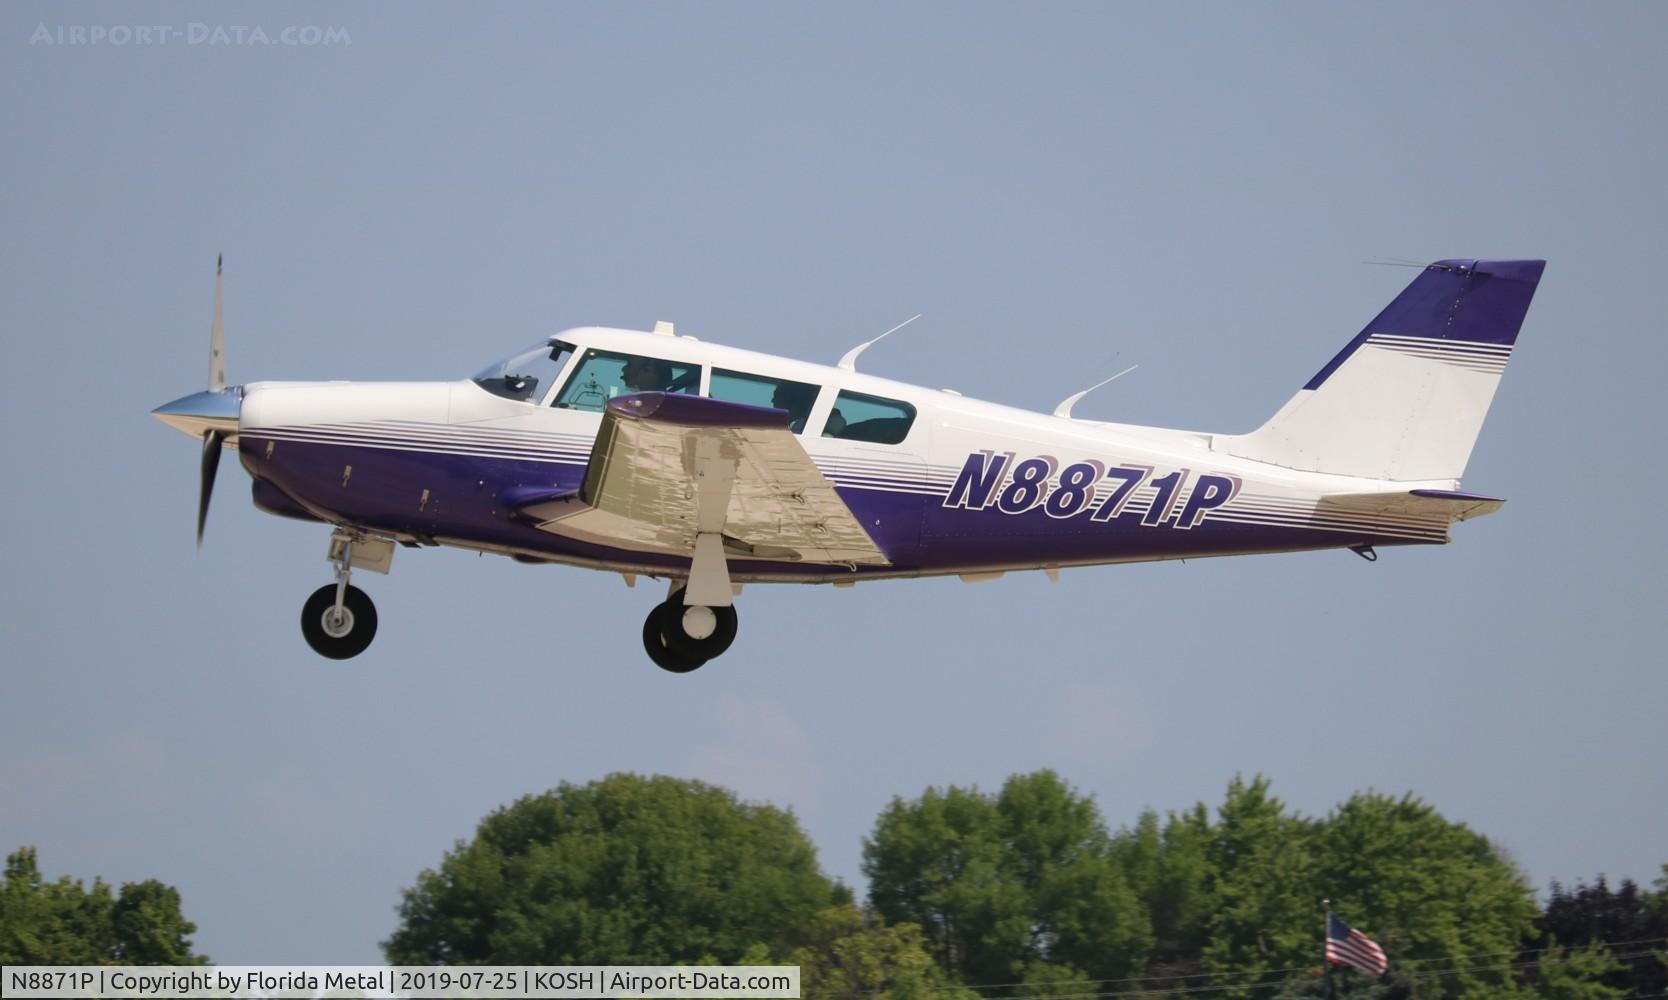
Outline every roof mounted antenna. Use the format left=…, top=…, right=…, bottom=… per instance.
left=1053, top=364, right=1139, bottom=419
left=837, top=313, right=921, bottom=372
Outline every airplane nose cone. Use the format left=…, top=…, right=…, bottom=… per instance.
left=152, top=386, right=242, bottom=439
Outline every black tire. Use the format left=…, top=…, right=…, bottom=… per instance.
left=642, top=602, right=706, bottom=673
left=301, top=583, right=378, bottom=660
left=661, top=600, right=739, bottom=661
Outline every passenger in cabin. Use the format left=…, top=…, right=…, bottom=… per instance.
left=622, top=356, right=673, bottom=392
left=770, top=382, right=819, bottom=433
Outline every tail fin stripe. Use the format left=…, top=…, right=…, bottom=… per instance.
left=1361, top=330, right=1521, bottom=350
left=1372, top=349, right=1507, bottom=370
left=1367, top=333, right=1513, bottom=354
left=1366, top=336, right=1514, bottom=358
left=1369, top=342, right=1512, bottom=360
left=1364, top=339, right=1510, bottom=373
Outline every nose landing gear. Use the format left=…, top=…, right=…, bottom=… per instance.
left=641, top=590, right=738, bottom=673
left=300, top=531, right=387, bottom=659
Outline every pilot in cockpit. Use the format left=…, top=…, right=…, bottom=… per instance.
left=622, top=356, right=673, bottom=392
left=771, top=382, right=819, bottom=434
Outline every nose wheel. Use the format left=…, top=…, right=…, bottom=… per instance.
left=302, top=583, right=378, bottom=659
left=300, top=531, right=381, bottom=659
left=641, top=593, right=738, bottom=673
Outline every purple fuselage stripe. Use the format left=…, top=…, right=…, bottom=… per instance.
left=240, top=436, right=1440, bottom=578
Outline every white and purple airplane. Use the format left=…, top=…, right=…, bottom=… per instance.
left=154, top=258, right=1544, bottom=671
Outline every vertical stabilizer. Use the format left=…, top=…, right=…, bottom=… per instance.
left=1220, top=259, right=1544, bottom=482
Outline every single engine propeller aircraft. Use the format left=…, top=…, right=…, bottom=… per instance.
left=154, top=257, right=1544, bottom=671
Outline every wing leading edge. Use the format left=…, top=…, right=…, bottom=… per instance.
left=514, top=393, right=890, bottom=569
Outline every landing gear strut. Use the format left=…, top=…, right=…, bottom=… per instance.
left=641, top=589, right=738, bottom=673
left=638, top=438, right=746, bottom=673
left=301, top=533, right=379, bottom=659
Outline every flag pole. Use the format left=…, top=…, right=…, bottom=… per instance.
left=1323, top=899, right=1334, bottom=1000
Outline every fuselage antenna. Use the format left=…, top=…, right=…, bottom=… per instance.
left=1053, top=364, right=1139, bottom=419
left=837, top=313, right=922, bottom=372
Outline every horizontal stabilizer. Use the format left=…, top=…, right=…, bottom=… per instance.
left=1318, top=489, right=1505, bottom=527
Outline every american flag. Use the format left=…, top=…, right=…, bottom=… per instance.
left=1326, top=914, right=1388, bottom=975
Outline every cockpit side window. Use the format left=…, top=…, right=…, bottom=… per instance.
left=708, top=369, right=822, bottom=434
left=552, top=349, right=699, bottom=412
left=822, top=390, right=917, bottom=445
left=472, top=340, right=575, bottom=403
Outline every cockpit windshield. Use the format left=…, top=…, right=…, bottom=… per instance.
left=471, top=340, right=575, bottom=402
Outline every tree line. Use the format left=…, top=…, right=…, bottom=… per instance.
left=5, top=772, right=1664, bottom=1000
left=0, top=847, right=203, bottom=965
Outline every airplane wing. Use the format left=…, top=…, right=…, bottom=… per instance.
left=512, top=393, right=890, bottom=568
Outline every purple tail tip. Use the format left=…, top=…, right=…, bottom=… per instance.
left=1304, top=258, right=1546, bottom=390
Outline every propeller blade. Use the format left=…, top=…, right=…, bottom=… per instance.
left=198, top=429, right=223, bottom=547
left=209, top=253, right=225, bottom=392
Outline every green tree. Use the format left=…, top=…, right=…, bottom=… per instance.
left=1166, top=779, right=1548, bottom=1000
left=1013, top=958, right=1099, bottom=999
left=1315, top=792, right=1539, bottom=999
left=110, top=880, right=203, bottom=964
left=0, top=847, right=205, bottom=964
left=1199, top=776, right=1321, bottom=997
left=790, top=905, right=976, bottom=1000
left=1111, top=804, right=1214, bottom=974
left=384, top=773, right=845, bottom=964
left=863, top=770, right=1151, bottom=986
left=1530, top=941, right=1624, bottom=1000
left=1537, top=871, right=1667, bottom=996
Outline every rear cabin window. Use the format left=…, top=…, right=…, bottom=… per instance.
left=709, top=369, right=822, bottom=434
left=823, top=390, right=916, bottom=445
left=552, top=349, right=699, bottom=412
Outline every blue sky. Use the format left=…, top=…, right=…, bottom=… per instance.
left=3, top=1, right=1664, bottom=963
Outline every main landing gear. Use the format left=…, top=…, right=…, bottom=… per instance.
left=300, top=531, right=384, bottom=659
left=292, top=528, right=739, bottom=671
left=641, top=588, right=738, bottom=673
